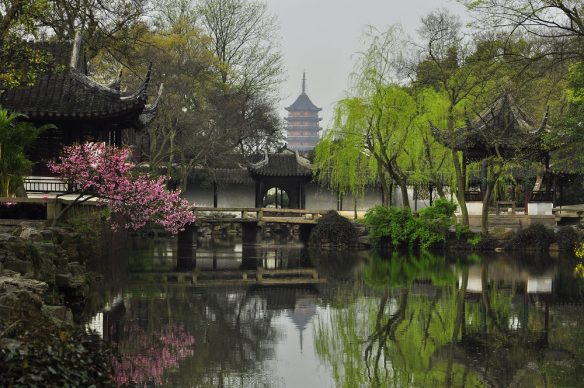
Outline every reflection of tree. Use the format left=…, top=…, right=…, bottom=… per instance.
left=315, top=252, right=479, bottom=387
left=112, top=323, right=194, bottom=386
left=363, top=289, right=408, bottom=386
left=363, top=251, right=455, bottom=289
left=106, top=285, right=280, bottom=386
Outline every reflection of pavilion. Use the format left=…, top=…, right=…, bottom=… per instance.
left=461, top=263, right=555, bottom=296
left=437, top=262, right=572, bottom=387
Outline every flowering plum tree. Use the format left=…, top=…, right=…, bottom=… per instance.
left=49, top=142, right=195, bottom=234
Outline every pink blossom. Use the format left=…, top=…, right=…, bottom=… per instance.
left=49, top=142, right=195, bottom=234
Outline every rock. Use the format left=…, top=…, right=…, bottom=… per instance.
left=42, top=305, right=74, bottom=325
left=0, top=275, right=66, bottom=337
left=40, top=229, right=55, bottom=241
left=68, top=262, right=86, bottom=276
left=0, top=276, right=49, bottom=296
left=19, top=228, right=43, bottom=242
left=55, top=273, right=73, bottom=288
left=55, top=273, right=86, bottom=289
left=3, top=258, right=33, bottom=275
left=358, top=235, right=371, bottom=247
left=495, top=247, right=505, bottom=252
left=549, top=243, right=560, bottom=252
left=0, top=233, right=17, bottom=243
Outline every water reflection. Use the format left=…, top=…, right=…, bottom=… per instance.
left=88, top=239, right=584, bottom=387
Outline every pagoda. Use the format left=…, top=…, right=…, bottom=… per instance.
left=285, top=73, right=322, bottom=151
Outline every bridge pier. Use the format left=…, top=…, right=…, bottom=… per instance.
left=242, top=222, right=263, bottom=245
left=178, top=224, right=198, bottom=247
left=298, top=224, right=314, bottom=244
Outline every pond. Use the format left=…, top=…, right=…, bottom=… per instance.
left=87, top=237, right=584, bottom=387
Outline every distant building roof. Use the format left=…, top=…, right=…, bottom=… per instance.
left=285, top=93, right=321, bottom=112
left=285, top=72, right=321, bottom=112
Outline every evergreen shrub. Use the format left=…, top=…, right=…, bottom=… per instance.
left=363, top=199, right=458, bottom=249
left=555, top=226, right=581, bottom=251
left=0, top=329, right=113, bottom=386
left=506, top=223, right=555, bottom=251
left=309, top=211, right=358, bottom=247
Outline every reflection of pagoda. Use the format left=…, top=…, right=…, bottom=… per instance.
left=286, top=297, right=317, bottom=353
left=285, top=73, right=322, bottom=151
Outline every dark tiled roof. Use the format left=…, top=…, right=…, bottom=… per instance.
left=248, top=152, right=313, bottom=177
left=431, top=93, right=549, bottom=161
left=285, top=93, right=321, bottom=112
left=190, top=167, right=254, bottom=187
left=0, top=41, right=150, bottom=121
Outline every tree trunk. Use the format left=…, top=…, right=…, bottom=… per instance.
left=481, top=182, right=493, bottom=235
left=452, top=149, right=469, bottom=225
left=436, top=183, right=446, bottom=199
left=399, top=179, right=410, bottom=209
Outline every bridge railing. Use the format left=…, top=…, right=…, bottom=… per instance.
left=192, top=207, right=329, bottom=223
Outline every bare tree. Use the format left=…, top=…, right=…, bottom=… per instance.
left=462, top=0, right=584, bottom=59
left=197, top=0, right=284, bottom=155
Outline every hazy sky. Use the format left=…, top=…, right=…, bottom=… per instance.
left=266, top=0, right=468, bottom=128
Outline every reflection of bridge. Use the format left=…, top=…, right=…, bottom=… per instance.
left=129, top=267, right=326, bottom=287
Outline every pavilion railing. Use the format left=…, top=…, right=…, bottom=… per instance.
left=464, top=190, right=483, bottom=202
left=530, top=190, right=554, bottom=203
left=24, top=177, right=70, bottom=194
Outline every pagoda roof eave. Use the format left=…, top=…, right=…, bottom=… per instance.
left=285, top=93, right=321, bottom=112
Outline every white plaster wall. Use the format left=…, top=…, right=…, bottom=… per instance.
left=466, top=201, right=483, bottom=216
left=528, top=202, right=553, bottom=215
left=217, top=185, right=255, bottom=208
left=184, top=186, right=213, bottom=207
left=304, top=184, right=337, bottom=210
left=342, top=190, right=383, bottom=211
left=183, top=184, right=255, bottom=208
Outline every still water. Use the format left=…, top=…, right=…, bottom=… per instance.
left=88, top=238, right=584, bottom=387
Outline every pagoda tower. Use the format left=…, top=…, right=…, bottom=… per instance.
left=285, top=73, right=322, bottom=151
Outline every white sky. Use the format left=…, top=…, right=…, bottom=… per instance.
left=266, top=0, right=469, bottom=129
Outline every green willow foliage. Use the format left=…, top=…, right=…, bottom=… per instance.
left=363, top=199, right=458, bottom=249
left=313, top=26, right=454, bottom=203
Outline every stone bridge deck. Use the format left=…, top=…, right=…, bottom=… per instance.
left=192, top=207, right=329, bottom=225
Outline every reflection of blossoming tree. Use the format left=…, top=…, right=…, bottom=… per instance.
left=49, top=142, right=194, bottom=234
left=575, top=243, right=584, bottom=278
left=111, top=323, right=195, bottom=386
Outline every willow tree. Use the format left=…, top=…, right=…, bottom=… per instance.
left=316, top=85, right=422, bottom=208
left=316, top=26, right=417, bottom=208
left=416, top=10, right=500, bottom=225
left=314, top=87, right=454, bottom=209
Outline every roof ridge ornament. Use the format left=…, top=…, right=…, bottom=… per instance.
left=295, top=150, right=313, bottom=170
left=121, top=62, right=152, bottom=101
left=247, top=150, right=269, bottom=170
